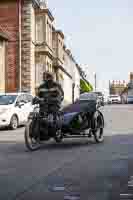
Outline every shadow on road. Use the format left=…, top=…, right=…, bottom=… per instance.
left=0, top=125, right=24, bottom=132
left=0, top=137, right=98, bottom=154
left=0, top=131, right=133, bottom=155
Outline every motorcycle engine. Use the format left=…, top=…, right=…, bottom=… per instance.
left=72, top=113, right=87, bottom=129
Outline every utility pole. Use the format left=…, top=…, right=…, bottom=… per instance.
left=109, top=80, right=110, bottom=95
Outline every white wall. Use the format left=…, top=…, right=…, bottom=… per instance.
left=63, top=50, right=80, bottom=102
left=73, top=66, right=80, bottom=100
left=62, top=73, right=73, bottom=106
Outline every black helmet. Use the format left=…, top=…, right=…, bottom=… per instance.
left=43, top=71, right=54, bottom=80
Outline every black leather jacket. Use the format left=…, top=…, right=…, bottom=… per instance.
left=38, top=80, right=64, bottom=105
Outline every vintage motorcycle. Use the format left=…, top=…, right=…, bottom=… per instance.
left=24, top=97, right=104, bottom=151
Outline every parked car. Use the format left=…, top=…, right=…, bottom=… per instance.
left=0, top=93, right=34, bottom=130
left=94, top=92, right=104, bottom=106
left=127, top=95, right=133, bottom=104
left=108, top=95, right=121, bottom=104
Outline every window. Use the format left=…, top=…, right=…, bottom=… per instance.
left=47, top=62, right=49, bottom=71
left=24, top=94, right=33, bottom=103
left=0, top=95, right=17, bottom=105
left=16, top=95, right=25, bottom=104
left=36, top=16, right=44, bottom=43
left=35, top=64, right=43, bottom=86
left=50, top=64, right=53, bottom=72
left=0, top=40, right=5, bottom=92
left=63, top=55, right=65, bottom=61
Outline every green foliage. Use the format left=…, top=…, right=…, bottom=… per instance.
left=80, top=79, right=93, bottom=93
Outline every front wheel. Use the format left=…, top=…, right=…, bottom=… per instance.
left=54, top=129, right=63, bottom=143
left=24, top=119, right=41, bottom=151
left=92, top=111, right=104, bottom=143
left=10, top=115, right=18, bottom=130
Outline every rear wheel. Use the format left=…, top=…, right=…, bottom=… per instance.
left=24, top=119, right=41, bottom=151
left=92, top=111, right=104, bottom=143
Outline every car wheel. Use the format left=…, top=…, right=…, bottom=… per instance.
left=10, top=115, right=18, bottom=130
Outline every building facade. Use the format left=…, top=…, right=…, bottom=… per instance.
left=0, top=0, right=20, bottom=92
left=35, top=7, right=55, bottom=90
left=109, top=80, right=127, bottom=95
left=0, top=0, right=80, bottom=102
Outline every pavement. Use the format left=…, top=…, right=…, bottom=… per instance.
left=0, top=104, right=133, bottom=200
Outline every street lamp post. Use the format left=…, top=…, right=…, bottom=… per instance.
left=94, top=72, right=96, bottom=92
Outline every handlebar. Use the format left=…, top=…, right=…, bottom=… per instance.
left=32, top=96, right=64, bottom=105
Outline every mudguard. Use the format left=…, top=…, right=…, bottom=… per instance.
left=63, top=112, right=78, bottom=126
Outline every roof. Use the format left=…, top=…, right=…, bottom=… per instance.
left=56, top=30, right=65, bottom=39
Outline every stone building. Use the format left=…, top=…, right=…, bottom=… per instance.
left=109, top=80, right=127, bottom=95
left=121, top=72, right=133, bottom=103
left=35, top=7, right=55, bottom=90
left=52, top=30, right=80, bottom=105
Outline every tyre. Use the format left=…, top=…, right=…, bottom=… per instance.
left=24, top=119, right=41, bottom=151
left=10, top=115, right=18, bottom=130
left=92, top=111, right=104, bottom=143
left=54, top=129, right=63, bottom=143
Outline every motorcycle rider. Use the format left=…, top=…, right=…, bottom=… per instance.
left=35, top=71, right=64, bottom=116
left=32, top=71, right=64, bottom=138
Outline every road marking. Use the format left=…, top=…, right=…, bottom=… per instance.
left=64, top=194, right=80, bottom=200
left=48, top=185, right=65, bottom=192
left=128, top=180, right=133, bottom=184
left=128, top=184, right=133, bottom=187
left=120, top=194, right=133, bottom=197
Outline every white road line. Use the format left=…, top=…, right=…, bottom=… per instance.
left=120, top=194, right=133, bottom=197
left=128, top=185, right=133, bottom=187
left=128, top=180, right=133, bottom=184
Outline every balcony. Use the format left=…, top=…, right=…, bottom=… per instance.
left=35, top=41, right=54, bottom=59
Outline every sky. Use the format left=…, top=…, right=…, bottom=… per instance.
left=48, top=0, right=133, bottom=93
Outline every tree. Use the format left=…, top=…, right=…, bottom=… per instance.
left=79, top=66, right=93, bottom=94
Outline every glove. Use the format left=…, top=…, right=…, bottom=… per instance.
left=32, top=97, right=39, bottom=105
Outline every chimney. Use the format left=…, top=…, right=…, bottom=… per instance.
left=39, top=0, right=47, bottom=9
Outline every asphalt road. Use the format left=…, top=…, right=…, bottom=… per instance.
left=0, top=105, right=133, bottom=200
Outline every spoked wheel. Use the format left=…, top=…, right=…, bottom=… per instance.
left=54, top=129, right=63, bottom=143
left=92, top=111, right=104, bottom=143
left=24, top=119, right=41, bottom=151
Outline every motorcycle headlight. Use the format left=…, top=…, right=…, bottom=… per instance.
left=34, top=106, right=39, bottom=113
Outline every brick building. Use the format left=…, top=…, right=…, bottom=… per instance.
left=0, top=0, right=20, bottom=92
left=0, top=0, right=57, bottom=95
left=0, top=0, right=40, bottom=94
